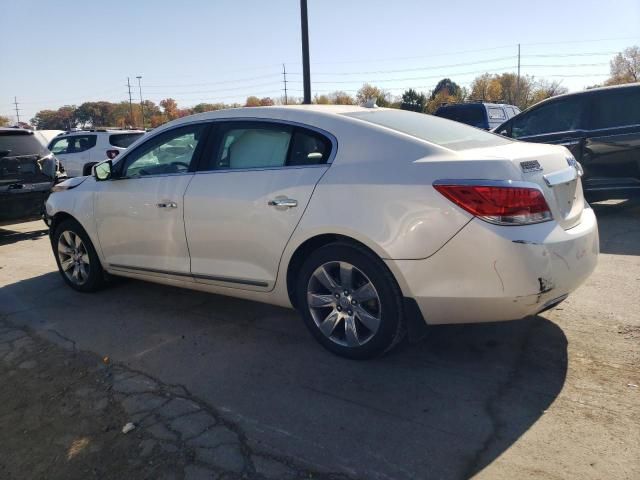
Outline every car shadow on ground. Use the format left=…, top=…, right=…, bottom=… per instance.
left=1, top=270, right=568, bottom=479
left=0, top=226, right=49, bottom=247
left=591, top=198, right=640, bottom=256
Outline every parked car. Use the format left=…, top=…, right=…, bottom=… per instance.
left=48, top=129, right=145, bottom=177
left=434, top=102, right=520, bottom=130
left=45, top=106, right=598, bottom=358
left=1, top=128, right=64, bottom=226
left=494, top=83, right=640, bottom=201
left=34, top=129, right=65, bottom=145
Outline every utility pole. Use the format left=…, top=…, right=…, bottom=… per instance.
left=300, top=0, right=311, bottom=104
left=136, top=76, right=145, bottom=129
left=127, top=77, right=134, bottom=128
left=13, top=97, right=21, bottom=124
left=516, top=43, right=521, bottom=107
left=282, top=64, right=288, bottom=105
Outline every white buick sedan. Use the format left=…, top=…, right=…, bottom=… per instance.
left=46, top=105, right=598, bottom=358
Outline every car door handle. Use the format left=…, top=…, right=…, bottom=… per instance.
left=268, top=198, right=298, bottom=208
left=157, top=201, right=178, bottom=208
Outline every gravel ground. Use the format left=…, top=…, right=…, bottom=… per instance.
left=0, top=199, right=638, bottom=479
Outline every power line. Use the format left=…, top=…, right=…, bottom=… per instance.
left=143, top=73, right=281, bottom=89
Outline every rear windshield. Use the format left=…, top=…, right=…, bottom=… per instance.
left=435, top=106, right=486, bottom=127
left=344, top=109, right=512, bottom=151
left=109, top=133, right=144, bottom=148
left=0, top=131, right=50, bottom=158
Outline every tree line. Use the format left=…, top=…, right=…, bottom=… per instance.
left=2, top=45, right=637, bottom=130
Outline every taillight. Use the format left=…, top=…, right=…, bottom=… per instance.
left=434, top=182, right=552, bottom=225
left=106, top=149, right=119, bottom=160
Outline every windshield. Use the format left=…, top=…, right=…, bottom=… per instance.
left=436, top=106, right=486, bottom=127
left=0, top=131, right=50, bottom=158
left=343, top=109, right=513, bottom=151
left=109, top=132, right=144, bottom=148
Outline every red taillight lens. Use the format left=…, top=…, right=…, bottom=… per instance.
left=106, top=149, right=119, bottom=160
left=434, top=183, right=552, bottom=225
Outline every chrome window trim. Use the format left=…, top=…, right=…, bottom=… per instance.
left=114, top=117, right=338, bottom=177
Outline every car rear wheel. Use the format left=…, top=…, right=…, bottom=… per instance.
left=296, top=243, right=405, bottom=359
left=52, top=219, right=105, bottom=292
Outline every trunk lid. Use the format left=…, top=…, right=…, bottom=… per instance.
left=460, top=142, right=585, bottom=230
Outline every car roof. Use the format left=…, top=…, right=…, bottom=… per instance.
left=60, top=129, right=145, bottom=135
left=526, top=82, right=640, bottom=109
left=0, top=127, right=34, bottom=135
left=153, top=105, right=380, bottom=132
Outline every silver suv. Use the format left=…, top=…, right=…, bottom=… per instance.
left=48, top=129, right=144, bottom=177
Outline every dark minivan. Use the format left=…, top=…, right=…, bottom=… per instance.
left=0, top=128, right=62, bottom=226
left=495, top=83, right=640, bottom=201
left=435, top=102, right=520, bottom=130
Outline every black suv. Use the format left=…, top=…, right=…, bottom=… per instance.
left=434, top=102, right=520, bottom=130
left=1, top=128, right=63, bottom=226
left=495, top=84, right=640, bottom=201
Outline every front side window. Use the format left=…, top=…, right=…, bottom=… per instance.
left=511, top=97, right=585, bottom=138
left=120, top=124, right=205, bottom=178
left=49, top=135, right=97, bottom=154
left=590, top=88, right=640, bottom=130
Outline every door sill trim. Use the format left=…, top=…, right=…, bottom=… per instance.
left=108, top=263, right=269, bottom=288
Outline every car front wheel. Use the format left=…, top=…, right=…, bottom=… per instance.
left=296, top=243, right=405, bottom=359
left=52, top=219, right=105, bottom=292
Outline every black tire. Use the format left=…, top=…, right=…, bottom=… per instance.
left=296, top=242, right=405, bottom=359
left=52, top=218, right=105, bottom=292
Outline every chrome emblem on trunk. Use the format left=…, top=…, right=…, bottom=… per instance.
left=520, top=160, right=543, bottom=173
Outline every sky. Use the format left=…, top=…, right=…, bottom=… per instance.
left=1, top=0, right=639, bottom=122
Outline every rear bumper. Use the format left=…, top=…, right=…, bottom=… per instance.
left=387, top=207, right=599, bottom=325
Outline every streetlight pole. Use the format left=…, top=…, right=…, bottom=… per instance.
left=136, top=76, right=145, bottom=129
left=300, top=0, right=311, bottom=104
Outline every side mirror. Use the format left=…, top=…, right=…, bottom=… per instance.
left=94, top=160, right=113, bottom=181
left=83, top=161, right=98, bottom=176
left=307, top=152, right=323, bottom=161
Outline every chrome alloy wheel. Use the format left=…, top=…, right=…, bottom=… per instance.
left=57, top=230, right=90, bottom=285
left=307, top=261, right=382, bottom=347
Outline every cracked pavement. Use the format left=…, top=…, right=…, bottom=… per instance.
left=0, top=199, right=639, bottom=479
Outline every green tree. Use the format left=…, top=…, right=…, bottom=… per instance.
left=400, top=88, right=427, bottom=112
left=470, top=73, right=503, bottom=102
left=31, top=105, right=78, bottom=130
left=431, top=78, right=461, bottom=100
left=245, top=96, right=261, bottom=107
left=192, top=103, right=227, bottom=113
left=76, top=101, right=115, bottom=128
left=356, top=83, right=390, bottom=106
left=329, top=91, right=355, bottom=105
left=0, top=115, right=10, bottom=127
left=606, top=46, right=639, bottom=85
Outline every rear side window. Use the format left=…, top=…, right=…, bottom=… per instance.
left=488, top=107, right=506, bottom=121
left=209, top=123, right=331, bottom=170
left=510, top=97, right=585, bottom=138
left=49, top=135, right=97, bottom=154
left=590, top=89, right=640, bottom=130
left=288, top=130, right=331, bottom=166
left=345, top=109, right=511, bottom=151
left=109, top=133, right=144, bottom=148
